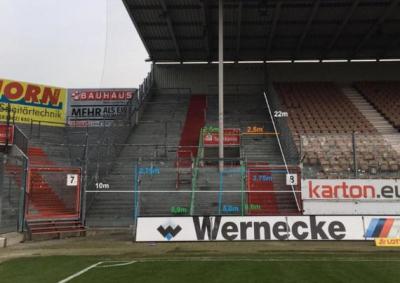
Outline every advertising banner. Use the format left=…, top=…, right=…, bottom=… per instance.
left=302, top=179, right=400, bottom=200
left=203, top=128, right=240, bottom=146
left=364, top=216, right=400, bottom=239
left=0, top=124, right=14, bottom=145
left=375, top=238, right=400, bottom=247
left=302, top=201, right=400, bottom=215
left=0, top=79, right=67, bottom=126
left=136, top=216, right=365, bottom=242
left=67, top=89, right=136, bottom=127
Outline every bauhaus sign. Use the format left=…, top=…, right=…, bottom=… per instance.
left=136, top=216, right=366, bottom=241
left=0, top=79, right=67, bottom=126
left=67, top=89, right=136, bottom=127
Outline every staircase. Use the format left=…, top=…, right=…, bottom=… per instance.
left=246, top=163, right=278, bottom=215
left=193, top=167, right=243, bottom=215
left=28, top=147, right=55, bottom=166
left=342, top=85, right=400, bottom=153
left=24, top=146, right=85, bottom=239
left=241, top=124, right=284, bottom=164
left=27, top=172, right=74, bottom=219
left=203, top=93, right=300, bottom=216
left=26, top=148, right=75, bottom=219
left=179, top=95, right=207, bottom=156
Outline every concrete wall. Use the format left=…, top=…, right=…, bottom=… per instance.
left=267, top=62, right=400, bottom=82
left=153, top=62, right=400, bottom=93
left=154, top=64, right=266, bottom=95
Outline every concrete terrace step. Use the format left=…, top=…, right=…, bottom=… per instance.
left=342, top=85, right=400, bottom=154
left=86, top=91, right=190, bottom=222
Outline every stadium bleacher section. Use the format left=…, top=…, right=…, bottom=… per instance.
left=274, top=82, right=400, bottom=179
left=1, top=66, right=400, bottom=234
left=85, top=89, right=191, bottom=226
left=355, top=82, right=400, bottom=130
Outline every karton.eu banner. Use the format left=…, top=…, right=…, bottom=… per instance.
left=302, top=179, right=400, bottom=200
left=136, top=216, right=366, bottom=241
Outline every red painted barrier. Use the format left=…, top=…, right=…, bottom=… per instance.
left=0, top=124, right=14, bottom=145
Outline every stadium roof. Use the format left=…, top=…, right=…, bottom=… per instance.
left=123, top=0, right=400, bottom=62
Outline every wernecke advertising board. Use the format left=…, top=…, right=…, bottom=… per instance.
left=136, top=216, right=400, bottom=242
left=0, top=79, right=67, bottom=126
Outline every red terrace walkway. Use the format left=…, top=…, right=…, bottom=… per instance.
left=246, top=163, right=279, bottom=215
left=178, top=95, right=207, bottom=158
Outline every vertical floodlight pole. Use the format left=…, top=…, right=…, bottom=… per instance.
left=218, top=0, right=224, bottom=172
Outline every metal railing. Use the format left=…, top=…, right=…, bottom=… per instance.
left=300, top=133, right=400, bottom=179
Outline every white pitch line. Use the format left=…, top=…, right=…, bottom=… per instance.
left=98, top=261, right=137, bottom=268
left=57, top=261, right=137, bottom=282
left=57, top=261, right=103, bottom=283
left=135, top=257, right=400, bottom=263
left=56, top=257, right=400, bottom=282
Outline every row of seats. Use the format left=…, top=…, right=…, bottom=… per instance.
left=275, top=82, right=378, bottom=136
left=302, top=135, right=399, bottom=175
left=274, top=82, right=400, bottom=178
left=355, top=81, right=400, bottom=129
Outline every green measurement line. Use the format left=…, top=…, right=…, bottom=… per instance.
left=189, top=129, right=204, bottom=215
left=240, top=160, right=246, bottom=216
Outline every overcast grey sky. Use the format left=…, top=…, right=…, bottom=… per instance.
left=0, top=0, right=150, bottom=88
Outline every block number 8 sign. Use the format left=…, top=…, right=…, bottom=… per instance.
left=286, top=174, right=298, bottom=186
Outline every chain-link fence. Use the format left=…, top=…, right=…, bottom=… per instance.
left=0, top=150, right=27, bottom=233
left=79, top=149, right=302, bottom=227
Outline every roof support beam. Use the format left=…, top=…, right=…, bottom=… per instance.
left=323, top=0, right=360, bottom=59
left=235, top=1, right=243, bottom=61
left=350, top=0, right=400, bottom=58
left=294, top=0, right=320, bottom=59
left=159, top=0, right=181, bottom=60
left=265, top=2, right=281, bottom=60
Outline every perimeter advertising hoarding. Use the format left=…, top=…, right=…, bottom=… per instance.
left=302, top=179, right=400, bottom=215
left=375, top=238, right=400, bottom=247
left=364, top=216, right=400, bottom=239
left=0, top=79, right=67, bottom=126
left=67, top=89, right=136, bottom=127
left=136, top=216, right=365, bottom=241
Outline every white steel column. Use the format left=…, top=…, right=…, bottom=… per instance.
left=218, top=0, right=224, bottom=172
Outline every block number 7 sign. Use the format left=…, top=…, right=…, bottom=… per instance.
left=67, top=174, right=78, bottom=186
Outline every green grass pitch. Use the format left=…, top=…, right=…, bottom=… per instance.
left=1, top=254, right=400, bottom=283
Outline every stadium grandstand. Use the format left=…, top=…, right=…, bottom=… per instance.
left=1, top=0, right=400, bottom=244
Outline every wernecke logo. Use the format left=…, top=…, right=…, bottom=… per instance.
left=157, top=224, right=182, bottom=240
left=0, top=80, right=63, bottom=109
